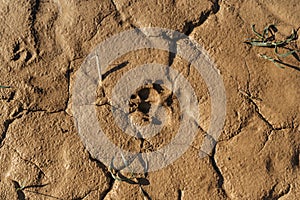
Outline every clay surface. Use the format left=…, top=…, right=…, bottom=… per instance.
left=0, top=0, right=299, bottom=199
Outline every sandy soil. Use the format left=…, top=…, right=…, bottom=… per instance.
left=0, top=0, right=299, bottom=199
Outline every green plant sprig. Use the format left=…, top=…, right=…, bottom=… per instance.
left=0, top=85, right=10, bottom=88
left=245, top=24, right=299, bottom=68
left=108, top=154, right=151, bottom=199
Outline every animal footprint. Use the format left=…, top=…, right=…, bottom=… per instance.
left=11, top=39, right=37, bottom=65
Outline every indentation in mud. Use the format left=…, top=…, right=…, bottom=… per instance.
left=11, top=39, right=37, bottom=65
left=96, top=82, right=180, bottom=153
left=291, top=149, right=299, bottom=168
left=128, top=83, right=175, bottom=128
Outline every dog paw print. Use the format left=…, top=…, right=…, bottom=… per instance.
left=11, top=39, right=37, bottom=65
left=129, top=83, right=175, bottom=127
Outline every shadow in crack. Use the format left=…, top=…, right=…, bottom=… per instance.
left=102, top=61, right=129, bottom=80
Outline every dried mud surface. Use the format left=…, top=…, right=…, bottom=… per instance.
left=0, top=0, right=299, bottom=199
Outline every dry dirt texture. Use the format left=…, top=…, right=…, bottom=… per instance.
left=1, top=0, right=300, bottom=199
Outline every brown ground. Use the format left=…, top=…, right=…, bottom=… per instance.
left=0, top=0, right=300, bottom=199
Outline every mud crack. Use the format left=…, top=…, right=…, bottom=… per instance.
left=239, top=60, right=296, bottom=132
left=11, top=147, right=46, bottom=179
left=0, top=106, right=24, bottom=148
left=177, top=189, right=183, bottom=200
left=252, top=100, right=274, bottom=129
left=88, top=13, right=113, bottom=42
left=111, top=0, right=120, bottom=16
left=64, top=61, right=72, bottom=114
left=210, top=146, right=229, bottom=199
left=110, top=0, right=128, bottom=26
left=29, top=0, right=40, bottom=53
left=262, top=183, right=291, bottom=200
left=0, top=119, right=14, bottom=148
left=88, top=154, right=115, bottom=200
left=183, top=0, right=220, bottom=35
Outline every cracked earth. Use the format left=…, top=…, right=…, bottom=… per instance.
left=0, top=0, right=300, bottom=199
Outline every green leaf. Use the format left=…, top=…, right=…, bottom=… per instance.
left=285, top=29, right=297, bottom=43
left=259, top=54, right=285, bottom=68
left=0, top=85, right=10, bottom=88
left=251, top=24, right=264, bottom=39
left=275, top=47, right=296, bottom=58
